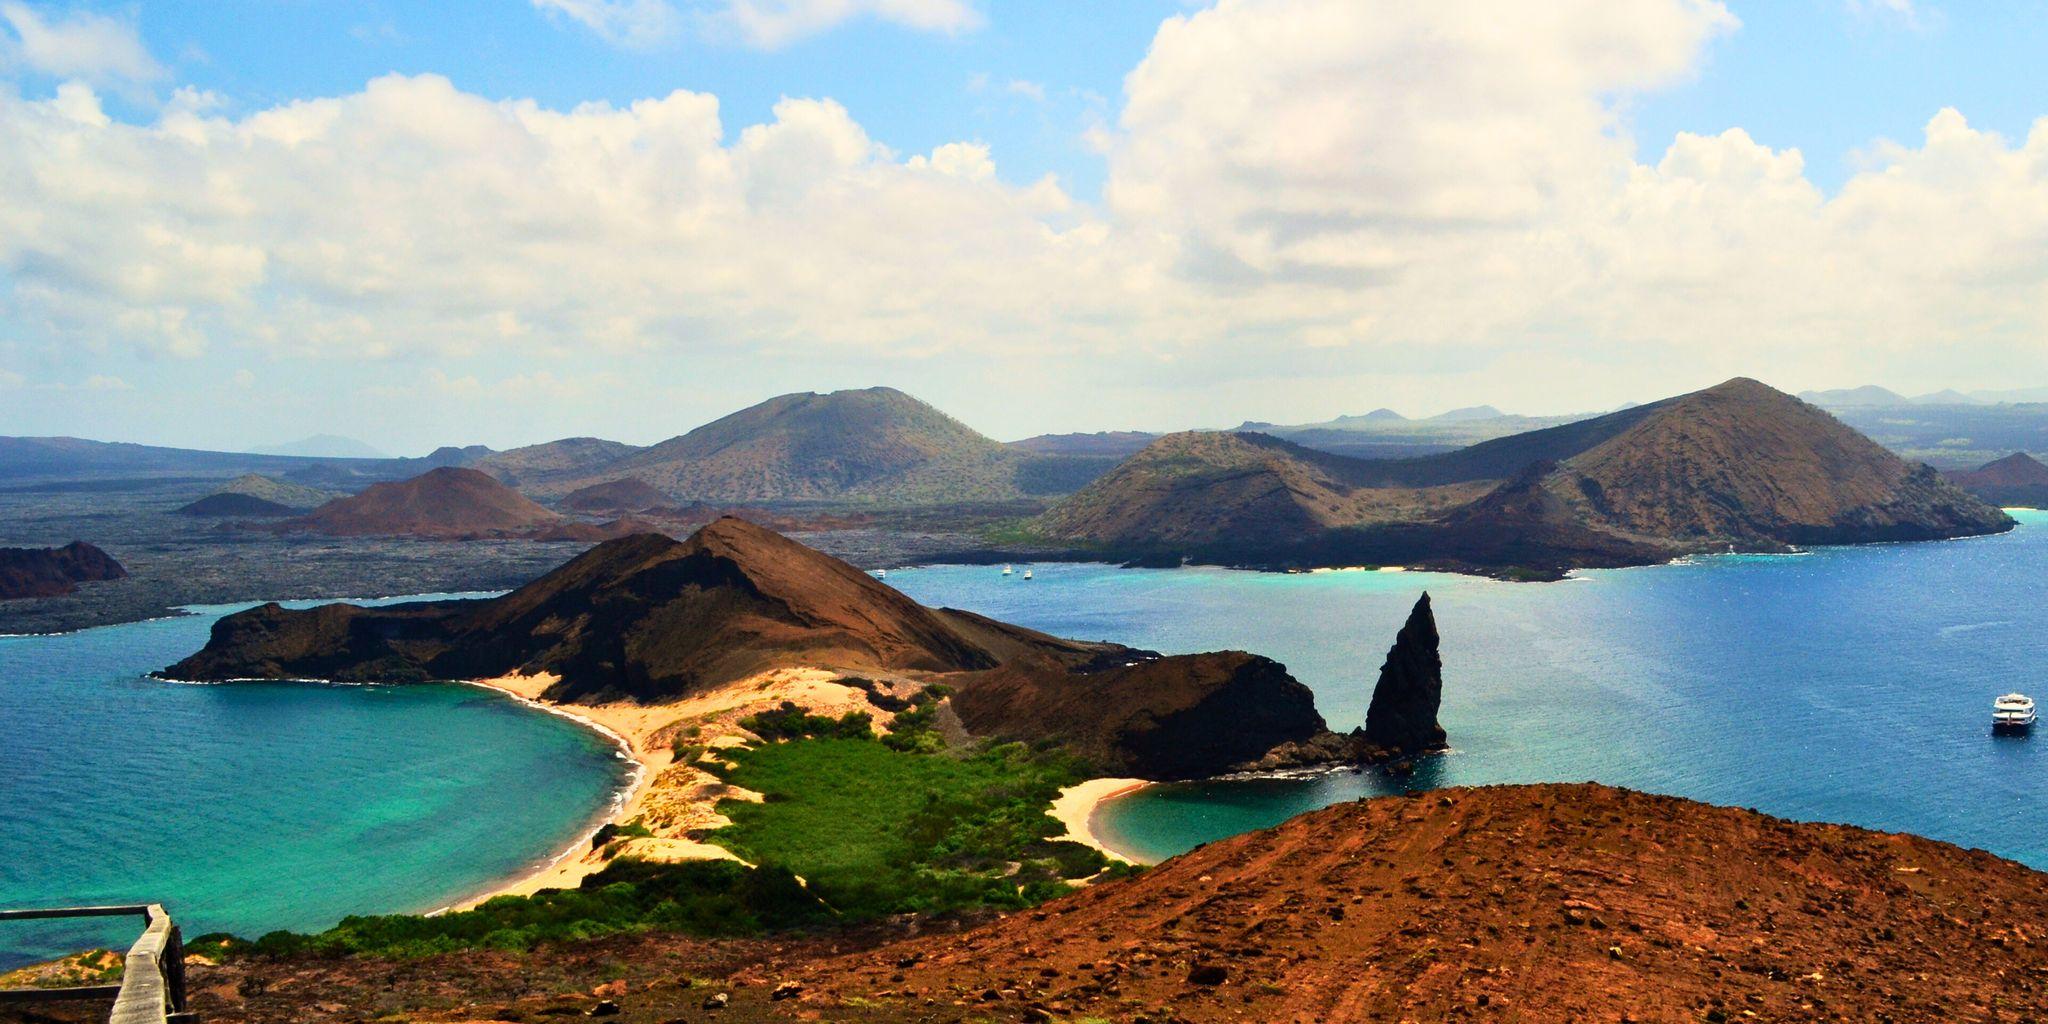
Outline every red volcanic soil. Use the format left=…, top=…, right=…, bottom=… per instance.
left=780, top=783, right=2048, bottom=1023
left=0, top=541, right=126, bottom=599
left=173, top=783, right=2048, bottom=1024
left=281, top=467, right=562, bottom=539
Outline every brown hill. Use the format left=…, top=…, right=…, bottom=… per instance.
left=0, top=541, right=127, bottom=600
left=781, top=783, right=2048, bottom=1023
left=1034, top=430, right=1479, bottom=546
left=549, top=388, right=1032, bottom=504
left=280, top=467, right=563, bottom=539
left=1036, top=378, right=2011, bottom=573
left=1539, top=378, right=2006, bottom=545
left=470, top=437, right=641, bottom=488
left=561, top=477, right=670, bottom=512
left=1946, top=451, right=2048, bottom=508
left=165, top=518, right=1364, bottom=778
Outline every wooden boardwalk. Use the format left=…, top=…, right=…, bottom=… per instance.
left=0, top=905, right=191, bottom=1023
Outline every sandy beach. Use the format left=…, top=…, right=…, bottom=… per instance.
left=445, top=667, right=908, bottom=911
left=1050, top=777, right=1155, bottom=865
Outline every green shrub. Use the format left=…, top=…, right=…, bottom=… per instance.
left=707, top=736, right=1103, bottom=919
left=228, top=859, right=831, bottom=960
left=739, top=702, right=874, bottom=741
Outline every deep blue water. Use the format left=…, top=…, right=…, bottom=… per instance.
left=887, top=512, right=2048, bottom=866
left=0, top=595, right=628, bottom=970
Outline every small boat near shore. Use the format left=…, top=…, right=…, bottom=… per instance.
left=1993, top=693, right=2036, bottom=734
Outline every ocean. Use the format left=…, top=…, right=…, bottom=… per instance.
left=886, top=511, right=2048, bottom=867
left=0, top=595, right=627, bottom=971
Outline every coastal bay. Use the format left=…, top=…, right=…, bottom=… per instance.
left=889, top=510, right=2048, bottom=869
left=0, top=595, right=629, bottom=972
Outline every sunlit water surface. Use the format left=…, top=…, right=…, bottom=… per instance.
left=0, top=594, right=626, bottom=970
left=886, top=512, right=2048, bottom=865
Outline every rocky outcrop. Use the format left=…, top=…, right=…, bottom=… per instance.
left=948, top=648, right=1333, bottom=781
left=0, top=541, right=128, bottom=600
left=166, top=518, right=1362, bottom=779
left=1362, top=594, right=1447, bottom=758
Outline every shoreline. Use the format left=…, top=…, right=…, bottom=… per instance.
left=436, top=676, right=667, bottom=913
left=440, top=666, right=887, bottom=912
left=1050, top=777, right=1156, bottom=865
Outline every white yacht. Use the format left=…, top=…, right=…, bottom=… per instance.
left=872, top=569, right=887, bottom=579
left=1022, top=568, right=1034, bottom=580
left=1002, top=564, right=1014, bottom=576
left=1993, top=693, right=2036, bottom=733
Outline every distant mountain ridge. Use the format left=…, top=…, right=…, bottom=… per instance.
left=250, top=434, right=389, bottom=459
left=1035, top=378, right=2012, bottom=576
left=549, top=387, right=1053, bottom=504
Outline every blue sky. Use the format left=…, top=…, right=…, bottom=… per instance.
left=5, top=1, right=2048, bottom=453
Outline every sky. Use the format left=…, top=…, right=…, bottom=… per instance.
left=3, top=0, right=2048, bottom=453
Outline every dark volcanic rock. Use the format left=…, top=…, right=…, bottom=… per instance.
left=947, top=645, right=1333, bottom=781
left=562, top=478, right=670, bottom=513
left=1362, top=594, right=1447, bottom=758
left=166, top=518, right=1353, bottom=779
left=0, top=541, right=128, bottom=600
left=176, top=492, right=299, bottom=517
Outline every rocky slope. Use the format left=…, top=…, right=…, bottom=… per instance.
left=1946, top=452, right=2048, bottom=508
left=1035, top=378, right=2012, bottom=574
left=165, top=518, right=1377, bottom=779
left=549, top=388, right=1040, bottom=504
left=1034, top=430, right=1481, bottom=547
left=778, top=783, right=2048, bottom=1023
left=0, top=541, right=127, bottom=600
left=278, top=467, right=565, bottom=539
left=470, top=437, right=642, bottom=488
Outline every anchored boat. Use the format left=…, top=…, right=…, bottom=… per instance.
left=1993, top=693, right=2036, bottom=734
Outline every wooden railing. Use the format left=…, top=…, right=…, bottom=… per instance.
left=0, top=905, right=191, bottom=1023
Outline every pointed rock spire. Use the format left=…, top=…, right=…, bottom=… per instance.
left=1363, top=593, right=1447, bottom=759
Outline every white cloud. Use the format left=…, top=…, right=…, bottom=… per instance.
left=9, top=0, right=2048, bottom=429
left=1847, top=0, right=1928, bottom=29
left=81, top=374, right=131, bottom=390
left=531, top=0, right=681, bottom=49
left=704, top=0, right=982, bottom=49
left=968, top=73, right=1045, bottom=102
left=0, top=2, right=164, bottom=88
left=0, top=368, right=23, bottom=388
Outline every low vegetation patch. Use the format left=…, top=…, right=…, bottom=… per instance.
left=194, top=859, right=828, bottom=960
left=706, top=732, right=1108, bottom=918
left=194, top=690, right=1113, bottom=961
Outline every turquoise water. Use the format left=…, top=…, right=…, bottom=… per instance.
left=0, top=596, right=628, bottom=970
left=887, top=512, right=2048, bottom=866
